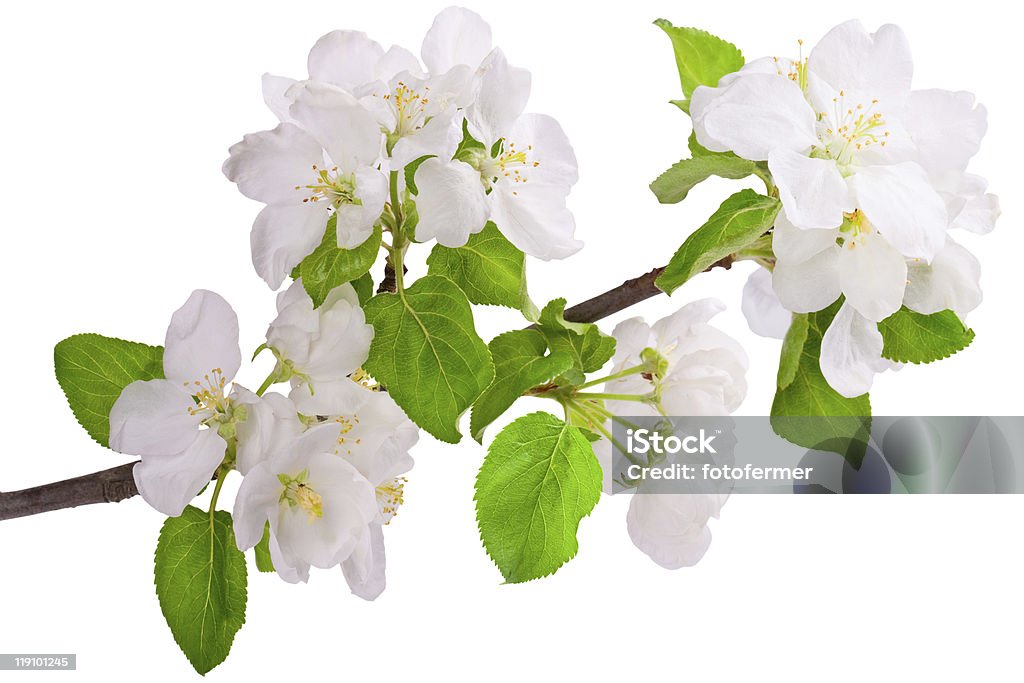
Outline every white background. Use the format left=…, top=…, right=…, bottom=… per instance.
left=2, top=1, right=1022, bottom=680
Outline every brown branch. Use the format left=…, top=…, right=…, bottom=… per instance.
left=1, top=463, right=138, bottom=521
left=376, top=262, right=407, bottom=294
left=0, top=255, right=735, bottom=522
left=563, top=255, right=733, bottom=324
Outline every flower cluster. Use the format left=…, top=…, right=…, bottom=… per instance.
left=223, top=6, right=581, bottom=290
left=110, top=284, right=416, bottom=599
left=588, top=300, right=749, bottom=568
left=692, top=20, right=998, bottom=396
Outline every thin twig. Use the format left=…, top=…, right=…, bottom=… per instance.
left=0, top=255, right=735, bottom=522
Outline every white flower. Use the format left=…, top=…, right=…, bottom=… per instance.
left=696, top=20, right=996, bottom=397
left=301, top=384, right=418, bottom=599
left=420, top=6, right=494, bottom=77
left=692, top=21, right=951, bottom=262
left=591, top=300, right=747, bottom=569
left=223, top=83, right=386, bottom=288
left=413, top=49, right=582, bottom=259
left=233, top=388, right=302, bottom=476
left=606, top=299, right=748, bottom=417
left=741, top=267, right=792, bottom=339
left=239, top=378, right=417, bottom=595
left=233, top=428, right=379, bottom=584
left=109, top=291, right=245, bottom=516
left=262, top=8, right=494, bottom=172
left=263, top=280, right=374, bottom=408
left=626, top=492, right=729, bottom=569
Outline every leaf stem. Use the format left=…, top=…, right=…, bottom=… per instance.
left=577, top=365, right=646, bottom=390
left=573, top=391, right=651, bottom=403
left=208, top=470, right=227, bottom=517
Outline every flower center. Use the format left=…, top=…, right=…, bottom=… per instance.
left=376, top=477, right=406, bottom=524
left=331, top=413, right=362, bottom=457
left=279, top=469, right=324, bottom=522
left=383, top=81, right=430, bottom=139
left=838, top=209, right=873, bottom=248
left=185, top=368, right=235, bottom=421
left=467, top=141, right=540, bottom=194
left=297, top=164, right=360, bottom=209
left=813, top=91, right=889, bottom=170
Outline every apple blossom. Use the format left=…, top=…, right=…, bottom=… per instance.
left=414, top=49, right=582, bottom=259
left=698, top=20, right=997, bottom=397
left=301, top=384, right=418, bottom=599
left=587, top=300, right=747, bottom=568
left=261, top=280, right=374, bottom=410
left=222, top=83, right=386, bottom=288
left=109, top=290, right=263, bottom=515
left=233, top=428, right=379, bottom=585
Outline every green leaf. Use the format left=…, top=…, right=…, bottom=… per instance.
left=426, top=222, right=529, bottom=309
left=404, top=155, right=431, bottom=195
left=535, top=299, right=616, bottom=375
left=350, top=271, right=374, bottom=307
left=254, top=523, right=274, bottom=573
left=54, top=334, right=164, bottom=447
left=777, top=313, right=808, bottom=390
left=364, top=275, right=494, bottom=443
left=656, top=189, right=781, bottom=295
left=298, top=216, right=382, bottom=307
left=688, top=131, right=745, bottom=162
left=154, top=506, right=247, bottom=675
left=470, top=330, right=575, bottom=442
left=654, top=19, right=744, bottom=99
left=650, top=156, right=758, bottom=204
left=878, top=307, right=975, bottom=364
left=770, top=301, right=871, bottom=462
left=475, top=412, right=603, bottom=583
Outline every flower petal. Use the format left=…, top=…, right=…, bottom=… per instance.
left=626, top=494, right=715, bottom=569
left=772, top=248, right=841, bottom=313
left=289, top=377, right=372, bottom=417
left=837, top=232, right=907, bottom=322
left=262, top=74, right=298, bottom=123
left=234, top=389, right=303, bottom=475
left=287, top=81, right=383, bottom=171
left=906, top=89, right=987, bottom=175
left=490, top=181, right=582, bottom=260
left=808, top=20, right=913, bottom=105
left=222, top=123, right=324, bottom=205
left=269, top=534, right=310, bottom=584
left=741, top=268, right=793, bottom=339
left=251, top=202, right=329, bottom=289
left=420, top=6, right=492, bottom=75
left=413, top=158, right=490, bottom=247
left=904, top=238, right=982, bottom=319
left=134, top=429, right=226, bottom=517
left=109, top=379, right=201, bottom=456
left=390, top=110, right=461, bottom=170
left=335, top=166, right=387, bottom=249
left=691, top=73, right=818, bottom=160
left=163, top=290, right=241, bottom=383
left=772, top=212, right=840, bottom=264
left=508, top=113, right=579, bottom=188
left=768, top=148, right=850, bottom=229
left=307, top=30, right=384, bottom=91
left=233, top=463, right=285, bottom=551
left=938, top=173, right=1000, bottom=235
left=375, top=45, right=422, bottom=82
left=819, top=302, right=886, bottom=398
left=467, top=48, right=530, bottom=143
left=341, top=522, right=387, bottom=601
left=850, top=163, right=947, bottom=260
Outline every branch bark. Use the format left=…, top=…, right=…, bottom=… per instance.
left=0, top=255, right=734, bottom=522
